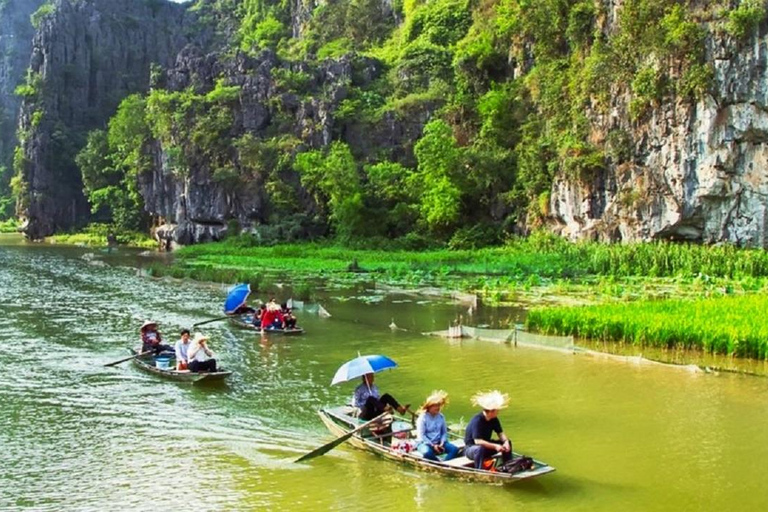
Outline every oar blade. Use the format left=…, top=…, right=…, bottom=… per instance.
left=295, top=434, right=350, bottom=463
left=295, top=412, right=390, bottom=463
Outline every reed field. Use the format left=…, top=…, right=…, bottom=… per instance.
left=525, top=295, right=768, bottom=359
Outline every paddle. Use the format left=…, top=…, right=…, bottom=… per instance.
left=192, top=315, right=231, bottom=328
left=104, top=350, right=152, bottom=367
left=295, top=412, right=389, bottom=463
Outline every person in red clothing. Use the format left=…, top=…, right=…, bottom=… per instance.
left=260, top=301, right=285, bottom=331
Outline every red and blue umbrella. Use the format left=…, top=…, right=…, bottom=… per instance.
left=224, top=283, right=251, bottom=314
left=331, top=354, right=398, bottom=385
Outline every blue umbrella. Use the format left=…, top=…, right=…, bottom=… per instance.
left=331, top=354, right=398, bottom=385
left=224, top=283, right=251, bottom=314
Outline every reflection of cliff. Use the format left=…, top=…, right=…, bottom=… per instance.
left=15, top=0, right=192, bottom=238
left=0, top=0, right=45, bottom=201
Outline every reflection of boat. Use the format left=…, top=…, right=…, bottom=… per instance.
left=228, top=314, right=305, bottom=335
left=317, top=406, right=555, bottom=483
left=129, top=349, right=232, bottom=383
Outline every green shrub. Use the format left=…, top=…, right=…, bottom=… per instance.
left=725, top=0, right=765, bottom=40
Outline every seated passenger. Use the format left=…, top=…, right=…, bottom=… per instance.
left=463, top=390, right=512, bottom=470
left=140, top=320, right=173, bottom=355
left=174, top=329, right=191, bottom=370
left=353, top=373, right=410, bottom=421
left=252, top=304, right=266, bottom=327
left=260, top=302, right=285, bottom=331
left=187, top=332, right=218, bottom=373
left=415, top=390, right=459, bottom=461
left=281, top=302, right=297, bottom=329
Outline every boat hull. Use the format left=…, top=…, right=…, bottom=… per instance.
left=129, top=349, right=232, bottom=383
left=317, top=407, right=555, bottom=483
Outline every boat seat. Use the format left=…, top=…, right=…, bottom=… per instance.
left=442, top=456, right=474, bottom=468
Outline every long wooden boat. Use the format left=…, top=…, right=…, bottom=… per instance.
left=129, top=349, right=232, bottom=383
left=318, top=406, right=555, bottom=483
left=227, top=314, right=305, bottom=335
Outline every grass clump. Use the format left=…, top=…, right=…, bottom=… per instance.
left=526, top=295, right=768, bottom=359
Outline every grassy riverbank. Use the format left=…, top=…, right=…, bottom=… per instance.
left=48, top=223, right=156, bottom=249
left=148, top=234, right=768, bottom=360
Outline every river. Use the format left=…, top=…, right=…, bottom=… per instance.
left=1, top=234, right=767, bottom=511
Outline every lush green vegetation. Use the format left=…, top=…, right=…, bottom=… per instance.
left=0, top=217, right=18, bottom=233
left=48, top=223, right=156, bottom=248
left=158, top=232, right=768, bottom=288
left=68, top=0, right=761, bottom=247
left=526, top=295, right=768, bottom=359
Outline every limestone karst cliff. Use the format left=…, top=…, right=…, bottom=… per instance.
left=13, top=0, right=192, bottom=238
left=9, top=0, right=768, bottom=249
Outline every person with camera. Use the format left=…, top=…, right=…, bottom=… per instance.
left=187, top=332, right=218, bottom=373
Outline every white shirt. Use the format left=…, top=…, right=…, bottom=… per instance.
left=188, top=341, right=213, bottom=363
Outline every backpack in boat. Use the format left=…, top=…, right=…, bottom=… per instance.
left=499, top=455, right=534, bottom=474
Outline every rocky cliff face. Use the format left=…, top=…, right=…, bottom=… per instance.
left=549, top=13, right=768, bottom=247
left=146, top=49, right=435, bottom=247
left=0, top=0, right=45, bottom=180
left=15, top=0, right=193, bottom=238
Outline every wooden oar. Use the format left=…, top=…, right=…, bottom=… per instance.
left=104, top=350, right=152, bottom=367
left=192, top=315, right=231, bottom=328
left=295, top=412, right=389, bottom=463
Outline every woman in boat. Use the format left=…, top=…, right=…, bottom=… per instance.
left=415, top=390, right=459, bottom=462
left=140, top=320, right=173, bottom=355
left=463, top=390, right=512, bottom=469
left=260, top=301, right=285, bottom=331
left=354, top=373, right=410, bottom=421
left=187, top=332, right=218, bottom=372
left=252, top=304, right=266, bottom=327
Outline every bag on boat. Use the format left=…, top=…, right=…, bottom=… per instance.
left=499, top=455, right=534, bottom=474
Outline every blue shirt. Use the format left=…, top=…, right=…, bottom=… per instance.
left=416, top=411, right=448, bottom=445
left=353, top=383, right=380, bottom=408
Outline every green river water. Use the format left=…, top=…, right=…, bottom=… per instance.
left=2, top=234, right=768, bottom=511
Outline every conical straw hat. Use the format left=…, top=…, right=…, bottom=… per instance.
left=471, top=390, right=510, bottom=410
left=420, top=390, right=449, bottom=411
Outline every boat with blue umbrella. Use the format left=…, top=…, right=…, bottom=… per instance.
left=305, top=354, right=556, bottom=483
left=224, top=283, right=305, bottom=335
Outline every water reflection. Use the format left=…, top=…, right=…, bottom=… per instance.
left=2, top=238, right=768, bottom=511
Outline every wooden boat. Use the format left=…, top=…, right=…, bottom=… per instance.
left=227, top=314, right=305, bottom=335
left=317, top=406, right=555, bottom=483
left=129, top=349, right=232, bottom=383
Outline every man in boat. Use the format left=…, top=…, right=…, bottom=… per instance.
left=140, top=320, right=173, bottom=355
left=463, top=390, right=513, bottom=469
left=354, top=373, right=410, bottom=421
left=174, top=329, right=191, bottom=370
left=188, top=332, right=218, bottom=372
left=415, top=390, right=459, bottom=461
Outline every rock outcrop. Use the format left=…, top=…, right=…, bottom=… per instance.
left=142, top=50, right=435, bottom=247
left=0, top=0, right=45, bottom=178
left=15, top=0, right=192, bottom=239
left=549, top=12, right=768, bottom=247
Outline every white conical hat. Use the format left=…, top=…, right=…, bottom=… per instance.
left=471, top=390, right=510, bottom=410
left=140, top=320, right=157, bottom=331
